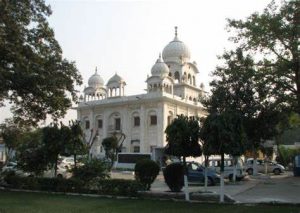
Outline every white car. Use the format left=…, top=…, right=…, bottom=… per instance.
left=58, top=157, right=75, bottom=169
left=43, top=165, right=72, bottom=179
left=207, top=158, right=247, bottom=181
left=1, top=162, right=31, bottom=177
left=245, top=158, right=285, bottom=175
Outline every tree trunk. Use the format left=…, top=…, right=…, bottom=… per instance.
left=204, top=155, right=209, bottom=191
left=54, top=156, right=58, bottom=177
left=182, top=156, right=190, bottom=201
left=253, top=147, right=258, bottom=175
left=293, top=4, right=300, bottom=114
left=220, top=152, right=225, bottom=203
left=74, top=153, right=77, bottom=169
left=233, top=164, right=237, bottom=183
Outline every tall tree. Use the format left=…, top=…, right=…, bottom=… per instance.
left=16, top=129, right=49, bottom=176
left=200, top=111, right=246, bottom=202
left=102, top=136, right=118, bottom=170
left=164, top=115, right=202, bottom=201
left=0, top=0, right=82, bottom=125
left=0, top=118, right=24, bottom=163
left=206, top=48, right=287, bottom=167
left=42, top=124, right=66, bottom=176
left=227, top=0, right=300, bottom=113
left=67, top=120, right=87, bottom=169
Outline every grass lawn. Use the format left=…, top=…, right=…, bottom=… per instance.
left=0, top=191, right=299, bottom=213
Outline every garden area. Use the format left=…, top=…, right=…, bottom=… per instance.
left=0, top=191, right=299, bottom=213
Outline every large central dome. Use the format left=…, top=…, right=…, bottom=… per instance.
left=162, top=27, right=191, bottom=63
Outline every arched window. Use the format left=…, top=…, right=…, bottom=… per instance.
left=174, top=71, right=180, bottom=83
left=132, top=112, right=140, bottom=127
left=148, top=110, right=157, bottom=126
left=188, top=74, right=192, bottom=84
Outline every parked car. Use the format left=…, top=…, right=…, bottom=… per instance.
left=43, top=165, right=72, bottom=179
left=245, top=158, right=285, bottom=175
left=1, top=162, right=31, bottom=177
left=58, top=157, right=75, bottom=169
left=206, top=158, right=247, bottom=181
left=58, top=156, right=84, bottom=169
left=186, top=161, right=220, bottom=186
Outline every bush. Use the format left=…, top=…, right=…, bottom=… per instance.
left=1, top=174, right=144, bottom=197
left=134, top=159, right=160, bottom=190
left=163, top=163, right=184, bottom=192
left=2, top=174, right=85, bottom=193
left=72, top=159, right=110, bottom=182
left=89, top=178, right=145, bottom=196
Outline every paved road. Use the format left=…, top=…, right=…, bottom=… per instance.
left=111, top=170, right=300, bottom=203
left=233, top=175, right=300, bottom=203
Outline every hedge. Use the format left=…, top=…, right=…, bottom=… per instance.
left=2, top=176, right=144, bottom=196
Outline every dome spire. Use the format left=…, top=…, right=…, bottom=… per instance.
left=156, top=53, right=163, bottom=63
left=95, top=66, right=98, bottom=74
left=174, top=26, right=179, bottom=41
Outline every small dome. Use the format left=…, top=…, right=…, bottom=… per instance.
left=151, top=54, right=169, bottom=77
left=107, top=73, right=125, bottom=85
left=162, top=27, right=191, bottom=63
left=88, top=68, right=104, bottom=88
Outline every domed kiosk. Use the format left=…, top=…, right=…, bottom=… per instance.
left=107, top=73, right=126, bottom=97
left=83, top=67, right=107, bottom=101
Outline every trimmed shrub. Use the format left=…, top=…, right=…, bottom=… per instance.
left=37, top=178, right=85, bottom=193
left=135, top=159, right=160, bottom=190
left=1, top=174, right=144, bottom=197
left=163, top=163, right=184, bottom=192
left=89, top=178, right=145, bottom=196
left=72, top=159, right=110, bottom=182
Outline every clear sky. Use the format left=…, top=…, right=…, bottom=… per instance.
left=0, top=0, right=271, bottom=124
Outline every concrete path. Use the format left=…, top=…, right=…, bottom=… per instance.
left=111, top=170, right=300, bottom=203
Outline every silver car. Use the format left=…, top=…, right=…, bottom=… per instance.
left=245, top=158, right=285, bottom=175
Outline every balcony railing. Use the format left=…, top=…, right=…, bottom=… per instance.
left=108, top=125, right=122, bottom=132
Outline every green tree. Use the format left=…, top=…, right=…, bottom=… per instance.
left=102, top=136, right=118, bottom=170
left=164, top=115, right=202, bottom=201
left=66, top=121, right=87, bottom=169
left=200, top=111, right=246, bottom=202
left=42, top=124, right=67, bottom=176
left=16, top=129, right=49, bottom=176
left=0, top=0, right=82, bottom=125
left=206, top=48, right=288, bottom=166
left=227, top=0, right=300, bottom=113
left=0, top=119, right=24, bottom=163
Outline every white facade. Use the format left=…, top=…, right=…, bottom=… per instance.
left=76, top=27, right=207, bottom=161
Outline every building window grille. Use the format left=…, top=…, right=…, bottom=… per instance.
left=150, top=115, right=157, bottom=125
left=98, top=119, right=103, bottom=129
left=133, top=146, right=140, bottom=153
left=115, top=118, right=121, bottom=130
left=85, top=120, right=90, bottom=129
left=134, top=116, right=140, bottom=127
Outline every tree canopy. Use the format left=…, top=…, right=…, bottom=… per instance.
left=227, top=0, right=299, bottom=113
left=200, top=111, right=246, bottom=158
left=0, top=0, right=82, bottom=125
left=206, top=0, right=299, bottom=154
left=164, top=115, right=202, bottom=158
left=102, top=136, right=118, bottom=169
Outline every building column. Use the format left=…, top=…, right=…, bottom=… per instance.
left=140, top=105, right=146, bottom=153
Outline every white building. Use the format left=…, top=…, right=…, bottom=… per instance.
left=76, top=27, right=207, bottom=162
